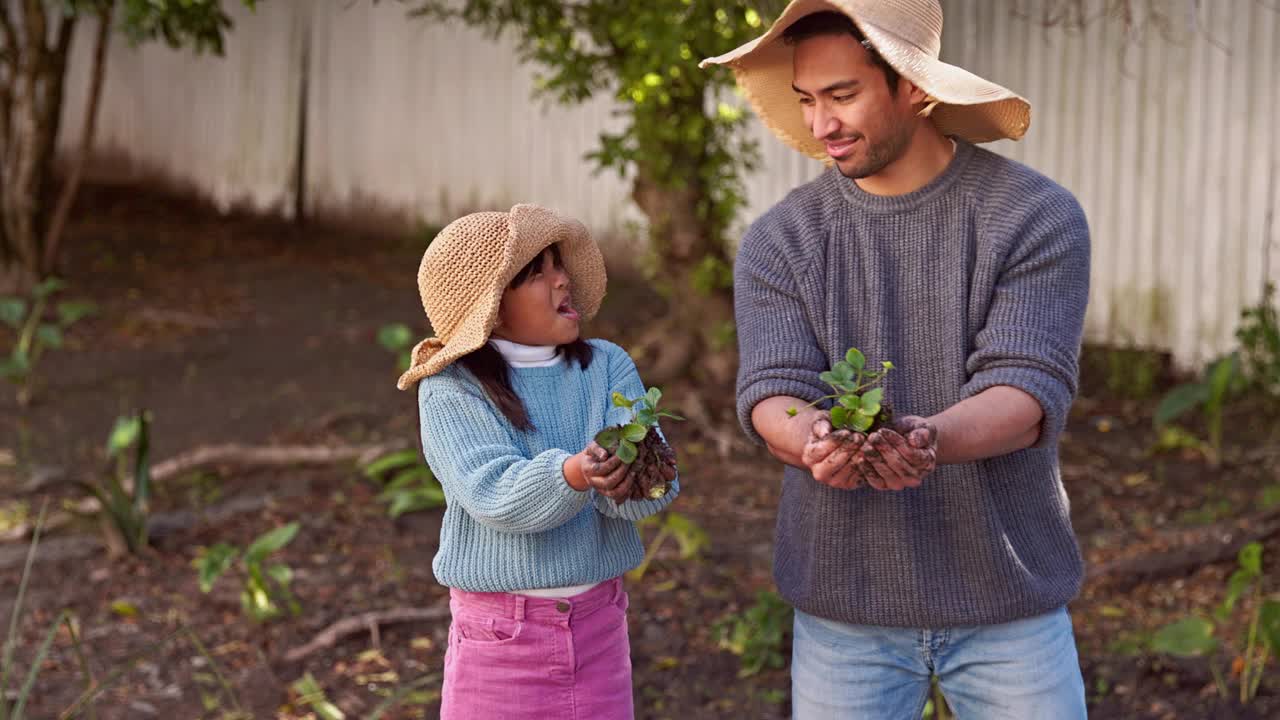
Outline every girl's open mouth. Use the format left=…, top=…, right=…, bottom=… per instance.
left=557, top=298, right=580, bottom=321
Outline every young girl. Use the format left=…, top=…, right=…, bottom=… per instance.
left=395, top=203, right=679, bottom=720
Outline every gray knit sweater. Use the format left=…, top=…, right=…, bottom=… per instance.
left=734, top=140, right=1090, bottom=628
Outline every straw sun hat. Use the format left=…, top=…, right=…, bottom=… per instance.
left=395, top=204, right=607, bottom=390
left=699, top=0, right=1031, bottom=158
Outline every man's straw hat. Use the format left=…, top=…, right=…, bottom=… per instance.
left=396, top=204, right=606, bottom=390
left=699, top=0, right=1031, bottom=158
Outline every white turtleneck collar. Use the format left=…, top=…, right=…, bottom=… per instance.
left=489, top=337, right=563, bottom=368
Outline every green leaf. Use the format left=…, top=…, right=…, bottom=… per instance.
left=595, top=427, right=621, bottom=448
left=785, top=407, right=798, bottom=417
left=0, top=298, right=26, bottom=328
left=818, top=371, right=838, bottom=387
left=194, top=543, right=239, bottom=593
left=55, top=301, right=96, bottom=326
left=656, top=411, right=685, bottom=421
left=244, top=522, right=299, bottom=565
left=829, top=406, right=848, bottom=428
left=1151, top=616, right=1219, bottom=657
left=645, top=387, right=662, bottom=408
left=665, top=512, right=709, bottom=559
left=110, top=600, right=139, bottom=618
left=616, top=439, right=638, bottom=464
left=845, top=348, right=865, bottom=371
left=266, top=563, right=293, bottom=588
left=376, top=323, right=413, bottom=352
left=1259, top=600, right=1280, bottom=653
left=35, top=324, right=63, bottom=349
left=1238, top=541, right=1263, bottom=575
left=832, top=362, right=855, bottom=383
left=106, top=415, right=143, bottom=456
left=612, top=391, right=635, bottom=408
left=882, top=361, right=895, bottom=370
left=623, top=423, right=649, bottom=442
left=33, top=277, right=66, bottom=299
left=861, top=387, right=883, bottom=410
left=362, top=449, right=421, bottom=480
left=1217, top=569, right=1254, bottom=621
left=851, top=413, right=875, bottom=432
left=634, top=408, right=657, bottom=426
left=1154, top=383, right=1208, bottom=428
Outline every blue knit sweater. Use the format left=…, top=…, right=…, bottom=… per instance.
left=417, top=339, right=678, bottom=592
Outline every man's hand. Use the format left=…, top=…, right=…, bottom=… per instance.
left=860, top=415, right=938, bottom=490
left=801, top=415, right=869, bottom=490
left=566, top=442, right=633, bottom=501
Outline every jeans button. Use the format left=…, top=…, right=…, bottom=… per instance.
left=556, top=601, right=571, bottom=613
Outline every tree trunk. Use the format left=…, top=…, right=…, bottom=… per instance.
left=43, top=2, right=113, bottom=276
left=630, top=168, right=736, bottom=386
left=0, top=3, right=78, bottom=289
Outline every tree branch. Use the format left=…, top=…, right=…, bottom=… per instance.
left=283, top=604, right=451, bottom=663
left=43, top=1, right=113, bottom=274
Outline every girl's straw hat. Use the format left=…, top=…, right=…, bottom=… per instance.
left=699, top=0, right=1031, bottom=158
left=396, top=204, right=607, bottom=390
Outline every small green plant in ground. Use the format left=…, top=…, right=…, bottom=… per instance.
left=377, top=323, right=414, bottom=373
left=594, top=387, right=683, bottom=501
left=1237, top=282, right=1280, bottom=401
left=74, top=412, right=153, bottom=556
left=1150, top=541, right=1280, bottom=704
left=788, top=347, right=895, bottom=433
left=291, top=673, right=345, bottom=720
left=0, top=277, right=96, bottom=406
left=626, top=511, right=708, bottom=582
left=195, top=522, right=302, bottom=622
left=362, top=449, right=446, bottom=517
left=714, top=590, right=793, bottom=678
left=1152, top=353, right=1245, bottom=464
left=1103, top=345, right=1163, bottom=400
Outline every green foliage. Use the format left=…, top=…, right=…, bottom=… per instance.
left=194, top=522, right=301, bottom=623
left=595, top=387, right=684, bottom=466
left=1236, top=282, right=1280, bottom=401
left=74, top=412, right=153, bottom=555
left=377, top=323, right=415, bottom=373
left=1103, top=346, right=1162, bottom=400
left=405, top=0, right=786, bottom=264
left=788, top=347, right=895, bottom=433
left=291, top=673, right=346, bottom=720
left=714, top=590, right=793, bottom=678
left=362, top=449, right=446, bottom=517
left=627, top=511, right=708, bottom=582
left=0, top=277, right=96, bottom=406
left=1152, top=354, right=1245, bottom=461
left=68, top=0, right=260, bottom=56
left=1150, top=541, right=1280, bottom=704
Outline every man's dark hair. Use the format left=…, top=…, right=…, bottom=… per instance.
left=782, top=11, right=901, bottom=95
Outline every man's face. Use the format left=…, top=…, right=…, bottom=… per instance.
left=792, top=32, right=916, bottom=179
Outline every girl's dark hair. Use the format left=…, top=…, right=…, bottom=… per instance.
left=457, top=244, right=593, bottom=431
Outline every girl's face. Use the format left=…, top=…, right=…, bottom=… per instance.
left=492, top=246, right=581, bottom=346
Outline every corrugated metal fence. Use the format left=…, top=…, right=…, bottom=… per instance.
left=58, top=0, right=1280, bottom=368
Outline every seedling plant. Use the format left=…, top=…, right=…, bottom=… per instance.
left=788, top=347, right=895, bottom=433
left=594, top=387, right=682, bottom=501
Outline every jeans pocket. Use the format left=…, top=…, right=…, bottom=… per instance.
left=453, top=614, right=524, bottom=647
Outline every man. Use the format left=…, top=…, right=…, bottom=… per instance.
left=701, top=1, right=1091, bottom=718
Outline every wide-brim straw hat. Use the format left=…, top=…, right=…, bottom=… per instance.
left=396, top=203, right=607, bottom=390
left=699, top=0, right=1031, bottom=158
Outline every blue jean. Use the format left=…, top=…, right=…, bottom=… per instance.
left=791, top=607, right=1087, bottom=720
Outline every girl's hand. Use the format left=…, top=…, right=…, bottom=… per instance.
left=565, top=442, right=633, bottom=501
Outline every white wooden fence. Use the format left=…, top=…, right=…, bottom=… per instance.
left=58, top=0, right=1280, bottom=368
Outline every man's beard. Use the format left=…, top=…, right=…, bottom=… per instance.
left=835, top=121, right=913, bottom=180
